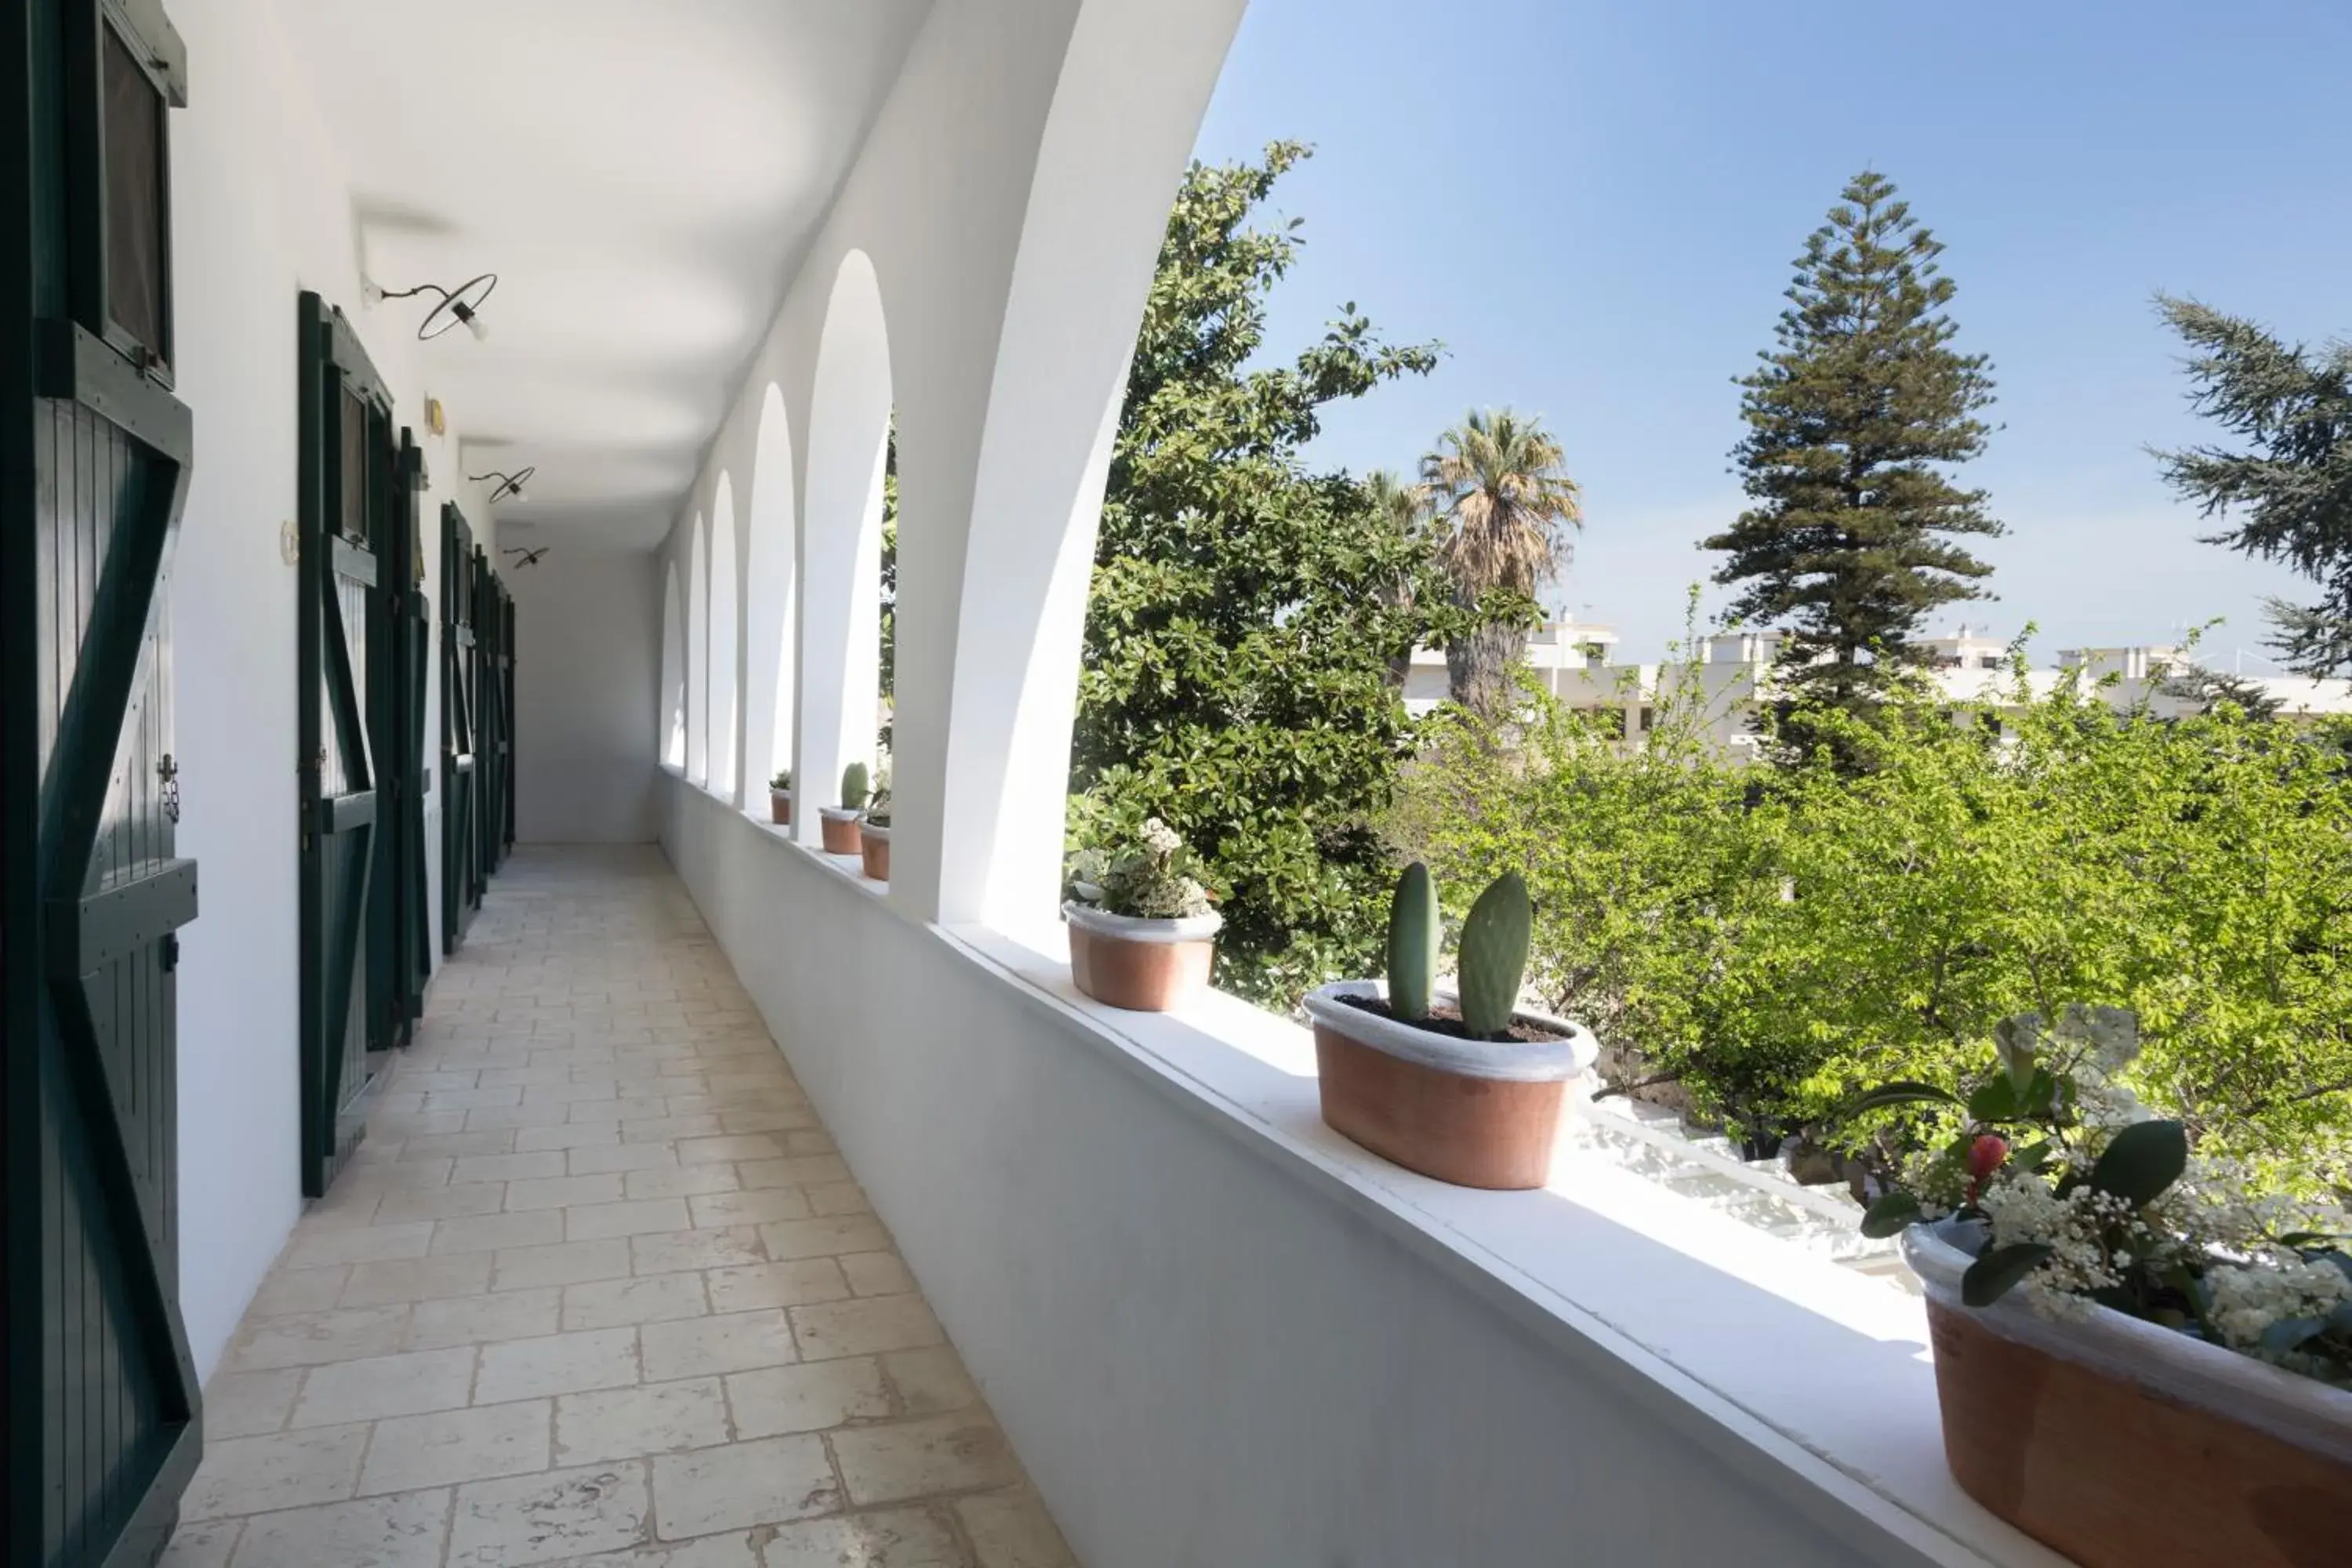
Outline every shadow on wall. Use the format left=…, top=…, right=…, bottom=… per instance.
left=506, top=539, right=662, bottom=843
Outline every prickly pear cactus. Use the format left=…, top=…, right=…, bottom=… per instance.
left=1386, top=862, right=1438, bottom=1022
left=840, top=762, right=869, bottom=811
left=1457, top=871, right=1532, bottom=1040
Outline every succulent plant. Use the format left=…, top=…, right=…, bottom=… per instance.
left=840, top=761, right=869, bottom=812
left=1386, top=862, right=1438, bottom=1022
left=1090, top=818, right=1212, bottom=920
left=1457, top=871, right=1532, bottom=1039
left=770, top=768, right=792, bottom=791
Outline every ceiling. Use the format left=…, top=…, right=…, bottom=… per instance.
left=280, top=0, right=932, bottom=548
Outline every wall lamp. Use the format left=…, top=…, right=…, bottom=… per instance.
left=469, top=466, right=535, bottom=503
left=365, top=272, right=497, bottom=340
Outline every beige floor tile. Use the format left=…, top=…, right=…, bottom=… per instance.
left=829, top=1415, right=1021, bottom=1507
left=760, top=1508, right=964, bottom=1568
left=157, top=1517, right=242, bottom=1566
left=283, top=1221, right=435, bottom=1269
left=360, top=1400, right=552, bottom=1495
left=225, top=1305, right=412, bottom=1372
left=882, top=1348, right=979, bottom=1417
left=840, top=1252, right=916, bottom=1298
left=568, top=1198, right=692, bottom=1240
left=558, top=1530, right=766, bottom=1566
left=376, top=1181, right=511, bottom=1224
left=477, top=1327, right=641, bottom=1403
left=686, top=1189, right=810, bottom=1229
left=758, top=1215, right=890, bottom=1261
left=405, top=1131, right=524, bottom=1160
left=649, top=1434, right=840, bottom=1537
left=625, top=1164, right=741, bottom=1200
left=704, top=1258, right=851, bottom=1315
left=726, top=1357, right=891, bottom=1439
left=570, top=1142, right=684, bottom=1176
left=507, top=1173, right=626, bottom=1211
left=641, top=1309, right=797, bottom=1381
left=677, top=1134, right=789, bottom=1165
left=631, top=1226, right=764, bottom=1276
left=956, top=1490, right=1078, bottom=1568
left=292, top=1345, right=477, bottom=1427
left=202, top=1367, right=304, bottom=1439
left=181, top=1423, right=370, bottom=1519
left=790, top=1295, right=943, bottom=1362
left=408, top=1287, right=564, bottom=1350
left=447, top=1461, right=650, bottom=1568
left=555, top=1377, right=731, bottom=1466
left=228, top=1486, right=452, bottom=1567
left=515, top=1124, right=622, bottom=1153
left=806, top=1182, right=875, bottom=1218
left=245, top=1265, right=350, bottom=1317
left=343, top=1250, right=495, bottom=1306
left=494, top=1237, right=636, bottom=1291
left=454, top=1151, right=571, bottom=1183
left=436, top=1208, right=570, bottom=1255
left=563, top=1271, right=709, bottom=1331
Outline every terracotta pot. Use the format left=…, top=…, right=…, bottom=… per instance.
left=818, top=807, right=862, bottom=855
left=1303, top=981, right=1595, bottom=1190
left=769, top=789, right=793, bottom=826
left=1062, top=902, right=1221, bottom=1012
left=1902, top=1224, right=2352, bottom=1568
left=860, top=822, right=891, bottom=881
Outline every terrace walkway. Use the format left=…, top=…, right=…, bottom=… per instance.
left=164, top=846, right=1074, bottom=1568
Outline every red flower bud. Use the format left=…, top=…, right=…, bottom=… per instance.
left=1966, top=1134, right=2009, bottom=1182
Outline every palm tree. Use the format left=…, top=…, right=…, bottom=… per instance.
left=1421, top=409, right=1583, bottom=717
left=1363, top=469, right=1432, bottom=690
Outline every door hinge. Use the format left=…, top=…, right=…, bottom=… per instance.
left=159, top=933, right=180, bottom=973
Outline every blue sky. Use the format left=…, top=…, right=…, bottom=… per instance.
left=1190, top=0, right=2352, bottom=663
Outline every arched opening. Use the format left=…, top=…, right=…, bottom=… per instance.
left=744, top=383, right=797, bottom=806
left=934, top=0, right=1249, bottom=935
left=687, top=512, right=709, bottom=785
left=710, top=474, right=741, bottom=803
left=796, top=249, right=892, bottom=845
left=660, top=560, right=685, bottom=768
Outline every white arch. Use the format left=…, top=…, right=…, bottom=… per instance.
left=659, top=561, right=685, bottom=767
left=710, top=474, right=741, bottom=803
left=795, top=249, right=891, bottom=844
left=743, top=383, right=798, bottom=801
left=687, top=512, right=709, bottom=785
left=931, top=0, right=1249, bottom=934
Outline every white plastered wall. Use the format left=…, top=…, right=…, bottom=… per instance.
left=168, top=0, right=501, bottom=1381
left=503, top=532, right=660, bottom=844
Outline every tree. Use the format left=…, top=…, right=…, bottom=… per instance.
left=1707, top=170, right=2001, bottom=731
left=1421, top=409, right=1582, bottom=717
left=1363, top=469, right=1431, bottom=689
left=1072, top=143, right=1461, bottom=1006
left=2154, top=296, right=2352, bottom=676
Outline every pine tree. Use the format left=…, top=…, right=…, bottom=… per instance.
left=1706, top=170, right=2000, bottom=724
left=2154, top=296, right=2352, bottom=676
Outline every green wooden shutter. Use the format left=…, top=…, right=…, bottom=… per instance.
left=441, top=502, right=481, bottom=949
left=3, top=2, right=204, bottom=1562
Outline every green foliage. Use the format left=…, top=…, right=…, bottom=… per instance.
left=839, top=761, right=869, bottom=812
left=1394, top=637, right=2352, bottom=1189
left=877, top=426, right=899, bottom=749
left=1385, top=862, right=1437, bottom=1022
left=2154, top=296, right=2352, bottom=676
left=1456, top=872, right=1534, bottom=1039
left=1069, top=142, right=1476, bottom=1007
left=1706, top=170, right=2002, bottom=731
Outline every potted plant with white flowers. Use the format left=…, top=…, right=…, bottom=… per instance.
left=768, top=768, right=793, bottom=826
left=819, top=762, right=866, bottom=855
left=1062, top=818, right=1221, bottom=1011
left=1846, top=1005, right=2352, bottom=1567
left=1304, top=863, right=1596, bottom=1190
left=859, top=771, right=891, bottom=882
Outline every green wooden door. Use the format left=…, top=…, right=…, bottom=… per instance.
left=441, top=503, right=481, bottom=949
left=474, top=550, right=510, bottom=881
left=3, top=2, right=204, bottom=1563
left=296, top=292, right=393, bottom=1197
left=387, top=431, right=432, bottom=1033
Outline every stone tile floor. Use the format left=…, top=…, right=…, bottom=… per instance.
left=165, top=845, right=1077, bottom=1568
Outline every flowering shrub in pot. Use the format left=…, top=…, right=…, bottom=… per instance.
left=859, top=774, right=892, bottom=882
left=1847, top=1006, right=2352, bottom=1567
left=768, top=768, right=793, bottom=826
left=1062, top=818, right=1220, bottom=1012
left=1304, top=863, right=1596, bottom=1190
left=819, top=763, right=866, bottom=855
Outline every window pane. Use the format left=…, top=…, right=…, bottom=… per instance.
left=340, top=388, right=371, bottom=545
left=103, top=27, right=165, bottom=361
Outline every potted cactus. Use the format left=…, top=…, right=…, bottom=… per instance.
left=859, top=771, right=892, bottom=882
left=1062, top=818, right=1221, bottom=1011
left=1841, top=1007, right=2352, bottom=1568
left=768, top=768, right=793, bottom=826
left=1303, top=863, right=1595, bottom=1190
left=819, top=762, right=866, bottom=855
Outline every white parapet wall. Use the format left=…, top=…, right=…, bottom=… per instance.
left=660, top=775, right=2063, bottom=1568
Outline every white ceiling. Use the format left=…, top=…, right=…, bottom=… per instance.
left=280, top=0, right=933, bottom=548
